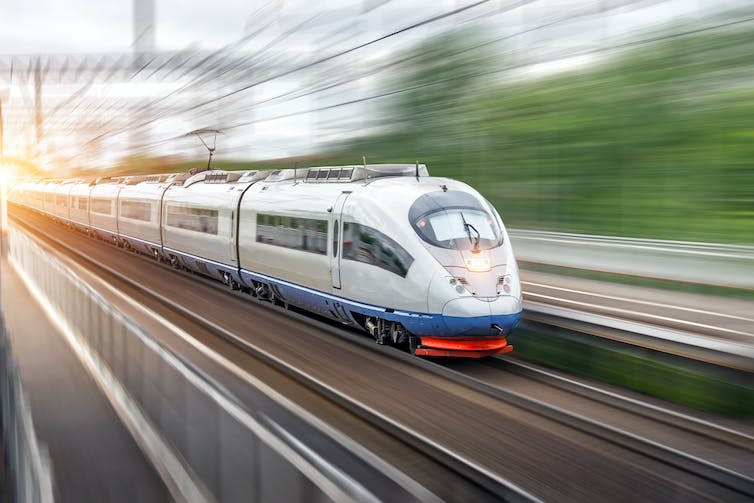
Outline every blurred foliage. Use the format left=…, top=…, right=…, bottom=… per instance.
left=380, top=28, right=497, bottom=138
left=334, top=24, right=754, bottom=243
left=511, top=324, right=754, bottom=417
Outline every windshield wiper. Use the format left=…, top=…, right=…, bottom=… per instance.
left=459, top=212, right=481, bottom=253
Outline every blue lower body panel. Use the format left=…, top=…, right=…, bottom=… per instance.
left=90, top=225, right=119, bottom=243
left=442, top=312, right=522, bottom=337
left=120, top=234, right=161, bottom=257
left=240, top=269, right=522, bottom=338
left=164, top=247, right=243, bottom=285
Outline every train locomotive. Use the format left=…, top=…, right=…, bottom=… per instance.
left=10, top=163, right=522, bottom=357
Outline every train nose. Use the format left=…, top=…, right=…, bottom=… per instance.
left=441, top=296, right=522, bottom=336
left=441, top=297, right=494, bottom=335
left=489, top=295, right=523, bottom=334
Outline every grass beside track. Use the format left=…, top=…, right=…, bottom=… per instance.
left=509, top=322, right=754, bottom=417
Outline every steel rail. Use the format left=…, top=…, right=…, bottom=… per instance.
left=522, top=280, right=754, bottom=324
left=14, top=209, right=754, bottom=499
left=431, top=360, right=754, bottom=499
left=11, top=213, right=539, bottom=503
left=120, top=245, right=754, bottom=499
left=498, top=357, right=754, bottom=450
left=521, top=304, right=754, bottom=371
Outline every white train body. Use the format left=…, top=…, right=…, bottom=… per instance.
left=89, top=181, right=121, bottom=240
left=68, top=181, right=92, bottom=230
left=11, top=164, right=522, bottom=357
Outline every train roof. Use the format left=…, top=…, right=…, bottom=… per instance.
left=18, top=163, right=431, bottom=189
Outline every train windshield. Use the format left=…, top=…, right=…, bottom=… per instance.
left=409, top=190, right=502, bottom=251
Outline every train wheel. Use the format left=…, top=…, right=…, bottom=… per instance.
left=223, top=271, right=240, bottom=290
left=408, top=336, right=420, bottom=355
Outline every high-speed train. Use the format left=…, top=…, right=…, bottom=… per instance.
left=10, top=164, right=522, bottom=357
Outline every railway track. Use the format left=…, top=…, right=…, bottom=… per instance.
left=439, top=357, right=754, bottom=498
left=11, top=211, right=532, bottom=502
left=517, top=266, right=754, bottom=372
left=521, top=278, right=754, bottom=342
left=11, top=206, right=754, bottom=501
left=500, top=358, right=754, bottom=450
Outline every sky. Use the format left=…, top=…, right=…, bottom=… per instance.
left=0, top=0, right=751, bottom=169
left=0, top=0, right=727, bottom=55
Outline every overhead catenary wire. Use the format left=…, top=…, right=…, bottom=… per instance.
left=78, top=0, right=662, bottom=151
left=10, top=1, right=754, bottom=167
left=111, top=3, right=754, bottom=158
left=82, top=0, right=496, bottom=147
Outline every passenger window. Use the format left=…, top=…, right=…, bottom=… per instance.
left=120, top=201, right=152, bottom=222
left=166, top=205, right=218, bottom=234
left=91, top=198, right=113, bottom=215
left=256, top=213, right=327, bottom=255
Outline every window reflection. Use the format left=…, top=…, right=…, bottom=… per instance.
left=343, top=222, right=413, bottom=277
left=91, top=198, right=113, bottom=216
left=256, top=213, right=327, bottom=255
left=120, top=201, right=152, bottom=222
left=166, top=204, right=219, bottom=234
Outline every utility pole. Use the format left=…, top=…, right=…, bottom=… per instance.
left=0, top=96, right=3, bottom=284
left=34, top=58, right=42, bottom=148
left=0, top=93, right=6, bottom=257
left=131, top=0, right=156, bottom=161
left=0, top=98, right=4, bottom=162
left=133, top=0, right=155, bottom=56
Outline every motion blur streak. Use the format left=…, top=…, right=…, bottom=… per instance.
left=3, top=1, right=754, bottom=501
left=0, top=0, right=752, bottom=245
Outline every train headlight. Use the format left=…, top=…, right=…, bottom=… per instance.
left=499, top=275, right=512, bottom=294
left=465, top=256, right=490, bottom=272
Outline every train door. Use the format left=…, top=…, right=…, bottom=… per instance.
left=330, top=191, right=351, bottom=289
left=229, top=191, right=242, bottom=264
